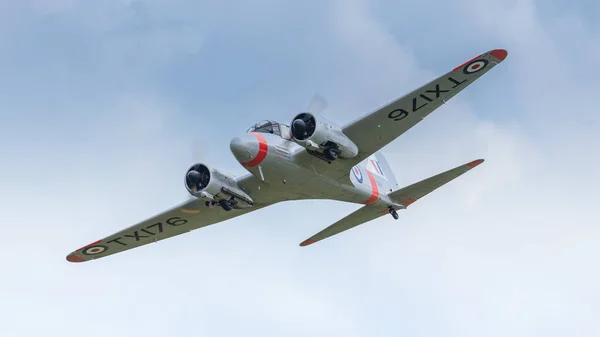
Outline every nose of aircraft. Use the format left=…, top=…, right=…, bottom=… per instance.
left=230, top=134, right=266, bottom=167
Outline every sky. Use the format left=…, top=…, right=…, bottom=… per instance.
left=1, top=0, right=599, bottom=336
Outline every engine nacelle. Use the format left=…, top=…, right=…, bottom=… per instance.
left=290, top=112, right=359, bottom=160
left=184, top=163, right=254, bottom=210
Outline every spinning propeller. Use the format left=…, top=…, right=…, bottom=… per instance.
left=306, top=93, right=328, bottom=115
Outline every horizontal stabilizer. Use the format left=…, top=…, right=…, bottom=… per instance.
left=389, top=158, right=484, bottom=207
left=299, top=203, right=388, bottom=247
left=299, top=158, right=485, bottom=246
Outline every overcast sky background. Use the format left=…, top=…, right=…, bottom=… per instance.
left=1, top=0, right=599, bottom=336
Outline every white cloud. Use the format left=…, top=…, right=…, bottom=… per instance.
left=1, top=0, right=599, bottom=336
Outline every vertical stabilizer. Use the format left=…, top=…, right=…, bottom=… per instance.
left=364, top=152, right=399, bottom=193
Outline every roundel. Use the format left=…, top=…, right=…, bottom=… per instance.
left=352, top=166, right=363, bottom=183
left=82, top=245, right=108, bottom=256
left=463, top=59, right=488, bottom=75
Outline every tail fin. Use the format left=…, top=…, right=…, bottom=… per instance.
left=363, top=152, right=399, bottom=193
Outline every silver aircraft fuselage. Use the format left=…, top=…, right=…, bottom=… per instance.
left=229, top=129, right=393, bottom=208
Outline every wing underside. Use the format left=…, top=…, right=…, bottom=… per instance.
left=294, top=49, right=507, bottom=185
left=66, top=173, right=286, bottom=263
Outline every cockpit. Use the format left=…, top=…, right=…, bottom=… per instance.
left=246, top=120, right=291, bottom=139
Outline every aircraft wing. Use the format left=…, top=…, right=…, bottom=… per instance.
left=299, top=49, right=507, bottom=184
left=66, top=173, right=286, bottom=263
left=299, top=158, right=485, bottom=246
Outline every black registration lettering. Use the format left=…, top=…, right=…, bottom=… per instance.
left=124, top=231, right=149, bottom=241
left=166, top=216, right=188, bottom=226
left=104, top=216, right=189, bottom=249
left=386, top=76, right=469, bottom=124
left=107, top=237, right=127, bottom=246
left=419, top=94, right=433, bottom=102
left=146, top=222, right=164, bottom=234
left=412, top=97, right=426, bottom=112
left=140, top=228, right=155, bottom=236
left=387, top=109, right=409, bottom=121
left=425, top=84, right=449, bottom=98
left=448, top=77, right=467, bottom=88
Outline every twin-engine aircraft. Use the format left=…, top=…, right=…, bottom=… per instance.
left=66, top=48, right=508, bottom=263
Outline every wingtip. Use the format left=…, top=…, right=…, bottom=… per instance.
left=66, top=254, right=86, bottom=263
left=299, top=239, right=316, bottom=247
left=490, top=49, right=508, bottom=61
left=452, top=48, right=508, bottom=72
left=467, top=159, right=485, bottom=168
left=66, top=239, right=103, bottom=263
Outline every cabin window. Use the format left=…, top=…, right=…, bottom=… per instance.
left=247, top=120, right=283, bottom=137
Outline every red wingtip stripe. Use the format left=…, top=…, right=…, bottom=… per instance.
left=452, top=49, right=508, bottom=72
left=467, top=159, right=485, bottom=168
left=77, top=240, right=102, bottom=251
left=300, top=239, right=315, bottom=247
left=453, top=53, right=483, bottom=72
left=490, top=49, right=508, bottom=61
left=241, top=132, right=268, bottom=168
left=66, top=255, right=85, bottom=263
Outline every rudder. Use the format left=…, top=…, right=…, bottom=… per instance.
left=363, top=152, right=399, bottom=193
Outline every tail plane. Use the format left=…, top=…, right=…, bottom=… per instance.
left=300, top=157, right=485, bottom=246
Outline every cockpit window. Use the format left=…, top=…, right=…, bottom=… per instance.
left=247, top=120, right=283, bottom=137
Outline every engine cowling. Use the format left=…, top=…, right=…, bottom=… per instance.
left=184, top=163, right=254, bottom=209
left=290, top=112, right=359, bottom=159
